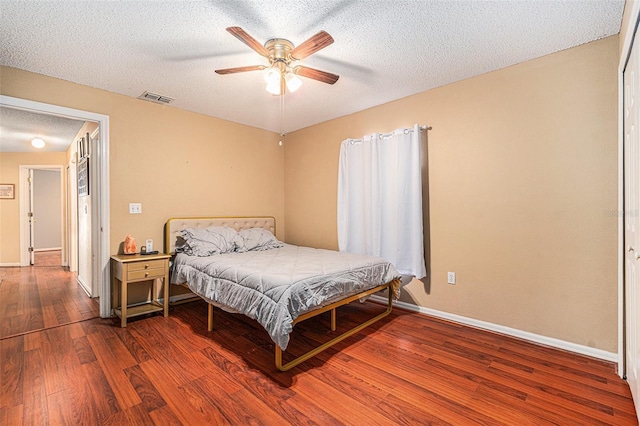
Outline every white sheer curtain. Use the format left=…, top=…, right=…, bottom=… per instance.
left=337, top=124, right=426, bottom=278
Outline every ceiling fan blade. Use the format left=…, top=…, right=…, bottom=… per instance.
left=215, top=65, right=265, bottom=75
left=293, top=66, right=339, bottom=85
left=226, top=27, right=270, bottom=57
left=290, top=31, right=334, bottom=60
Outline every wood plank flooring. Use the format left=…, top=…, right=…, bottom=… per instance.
left=0, top=262, right=100, bottom=339
left=0, top=295, right=636, bottom=425
left=33, top=250, right=62, bottom=267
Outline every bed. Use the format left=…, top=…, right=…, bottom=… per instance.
left=165, top=216, right=401, bottom=371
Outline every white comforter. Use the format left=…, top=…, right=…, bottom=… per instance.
left=171, top=244, right=400, bottom=350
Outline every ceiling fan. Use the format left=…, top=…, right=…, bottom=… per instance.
left=215, top=27, right=340, bottom=96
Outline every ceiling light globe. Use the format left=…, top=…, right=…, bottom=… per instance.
left=264, top=68, right=281, bottom=85
left=285, top=73, right=302, bottom=93
left=266, top=81, right=281, bottom=95
left=31, top=138, right=45, bottom=149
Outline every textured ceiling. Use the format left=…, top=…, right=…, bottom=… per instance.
left=0, top=0, right=625, bottom=139
left=0, top=107, right=84, bottom=152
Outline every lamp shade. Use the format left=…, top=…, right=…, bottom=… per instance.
left=266, top=80, right=282, bottom=95
left=285, top=73, right=302, bottom=92
left=264, top=67, right=281, bottom=85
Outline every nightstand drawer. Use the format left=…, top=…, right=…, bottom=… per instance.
left=127, top=267, right=165, bottom=281
left=127, top=259, right=165, bottom=272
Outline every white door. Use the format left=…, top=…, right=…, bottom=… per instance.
left=66, top=165, right=71, bottom=268
left=90, top=128, right=100, bottom=297
left=28, top=168, right=35, bottom=265
left=624, top=32, right=640, bottom=408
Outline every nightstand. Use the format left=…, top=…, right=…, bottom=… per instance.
left=111, top=253, right=171, bottom=327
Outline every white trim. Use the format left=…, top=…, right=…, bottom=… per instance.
left=67, top=160, right=77, bottom=272
left=373, top=296, right=617, bottom=363
left=19, top=166, right=30, bottom=266
left=59, top=163, right=65, bottom=267
left=1, top=95, right=111, bottom=319
left=0, top=263, right=21, bottom=267
left=619, top=0, right=640, bottom=381
left=33, top=247, right=62, bottom=252
left=97, top=114, right=111, bottom=317
left=620, top=3, right=640, bottom=67
left=76, top=275, right=91, bottom=297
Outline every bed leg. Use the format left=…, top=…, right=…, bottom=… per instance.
left=275, top=345, right=283, bottom=370
left=207, top=304, right=214, bottom=331
left=331, top=308, right=336, bottom=331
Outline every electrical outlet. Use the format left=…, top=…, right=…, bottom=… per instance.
left=447, top=272, right=456, bottom=285
left=129, top=203, right=142, bottom=214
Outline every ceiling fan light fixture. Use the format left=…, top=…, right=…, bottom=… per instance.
left=216, top=27, right=338, bottom=95
left=31, top=138, right=45, bottom=149
left=264, top=67, right=281, bottom=85
left=266, top=79, right=282, bottom=95
left=285, top=73, right=302, bottom=93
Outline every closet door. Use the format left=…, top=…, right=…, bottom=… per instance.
left=624, top=29, right=640, bottom=407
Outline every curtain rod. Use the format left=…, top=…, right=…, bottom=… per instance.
left=347, top=124, right=431, bottom=144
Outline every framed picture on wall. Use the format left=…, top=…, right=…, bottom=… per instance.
left=78, top=159, right=89, bottom=197
left=77, top=137, right=84, bottom=160
left=0, top=184, right=15, bottom=199
left=77, top=133, right=90, bottom=160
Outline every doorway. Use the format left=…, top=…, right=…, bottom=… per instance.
left=22, top=166, right=64, bottom=267
left=0, top=95, right=111, bottom=318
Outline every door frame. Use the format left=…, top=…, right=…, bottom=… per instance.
left=1, top=95, right=111, bottom=318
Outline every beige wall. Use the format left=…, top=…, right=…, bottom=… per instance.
left=0, top=151, right=67, bottom=264
left=0, top=66, right=285, bottom=265
left=284, top=36, right=619, bottom=352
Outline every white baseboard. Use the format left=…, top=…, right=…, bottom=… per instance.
left=371, top=295, right=617, bottom=363
left=0, top=262, right=21, bottom=267
left=77, top=276, right=91, bottom=297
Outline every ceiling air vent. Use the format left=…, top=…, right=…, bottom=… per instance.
left=138, top=91, right=175, bottom=104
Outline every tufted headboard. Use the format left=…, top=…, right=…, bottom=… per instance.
left=164, top=216, right=276, bottom=255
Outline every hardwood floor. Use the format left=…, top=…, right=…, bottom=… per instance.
left=0, top=297, right=636, bottom=425
left=33, top=250, right=62, bottom=267
left=0, top=262, right=100, bottom=339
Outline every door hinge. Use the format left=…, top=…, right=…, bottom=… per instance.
left=27, top=212, right=34, bottom=217
left=28, top=247, right=34, bottom=252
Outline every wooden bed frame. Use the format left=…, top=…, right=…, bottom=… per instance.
left=165, top=216, right=399, bottom=371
